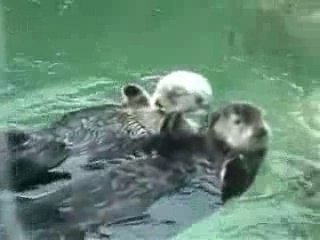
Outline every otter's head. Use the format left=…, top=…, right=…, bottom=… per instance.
left=119, top=83, right=200, bottom=136
left=208, top=102, right=270, bottom=154
left=207, top=102, right=271, bottom=202
left=151, top=71, right=213, bottom=115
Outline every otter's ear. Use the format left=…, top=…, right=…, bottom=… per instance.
left=121, top=84, right=151, bottom=107
left=208, top=111, right=221, bottom=128
left=160, top=112, right=183, bottom=134
left=7, top=130, right=29, bottom=147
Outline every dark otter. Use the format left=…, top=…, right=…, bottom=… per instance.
left=10, top=102, right=270, bottom=240
left=12, top=111, right=210, bottom=239
left=90, top=101, right=271, bottom=240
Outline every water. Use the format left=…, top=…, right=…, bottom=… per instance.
left=0, top=0, right=319, bottom=239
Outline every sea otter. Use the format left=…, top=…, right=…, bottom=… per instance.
left=3, top=71, right=213, bottom=192
left=53, top=71, right=212, bottom=168
left=3, top=79, right=205, bottom=193
left=47, top=70, right=213, bottom=149
left=87, top=101, right=271, bottom=240
left=7, top=102, right=270, bottom=240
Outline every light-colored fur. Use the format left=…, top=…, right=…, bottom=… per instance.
left=118, top=70, right=215, bottom=137
left=151, top=70, right=213, bottom=114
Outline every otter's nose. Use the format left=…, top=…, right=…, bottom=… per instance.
left=254, top=127, right=267, bottom=138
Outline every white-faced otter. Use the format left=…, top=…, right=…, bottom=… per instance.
left=5, top=70, right=212, bottom=175
left=47, top=70, right=213, bottom=150
left=44, top=83, right=197, bottom=170
left=151, top=70, right=212, bottom=114
left=10, top=102, right=270, bottom=240
left=49, top=70, right=213, bottom=146
left=15, top=71, right=212, bottom=169
left=151, top=70, right=213, bottom=130
left=3, top=81, right=200, bottom=193
left=4, top=71, right=213, bottom=193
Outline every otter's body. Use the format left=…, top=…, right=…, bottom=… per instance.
left=6, top=86, right=166, bottom=192
left=12, top=113, right=223, bottom=240
left=4, top=77, right=211, bottom=192
left=10, top=102, right=271, bottom=240
left=92, top=102, right=271, bottom=240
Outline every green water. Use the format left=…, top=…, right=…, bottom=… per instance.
left=1, top=0, right=320, bottom=239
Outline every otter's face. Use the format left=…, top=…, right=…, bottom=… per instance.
left=209, top=102, right=271, bottom=153
left=151, top=71, right=213, bottom=115
left=152, top=86, right=211, bottom=114
left=120, top=83, right=197, bottom=135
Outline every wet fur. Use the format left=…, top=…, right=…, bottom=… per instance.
left=1, top=79, right=269, bottom=239
left=207, top=102, right=269, bottom=201
left=5, top=86, right=162, bottom=192
left=221, top=149, right=267, bottom=202
left=5, top=83, right=200, bottom=193
left=2, top=129, right=70, bottom=192
left=12, top=102, right=270, bottom=240
left=14, top=113, right=217, bottom=239
left=4, top=77, right=212, bottom=192
left=96, top=103, right=270, bottom=240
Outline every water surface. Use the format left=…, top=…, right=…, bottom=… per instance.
left=0, top=1, right=319, bottom=239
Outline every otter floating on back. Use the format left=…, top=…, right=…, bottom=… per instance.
left=93, top=101, right=271, bottom=240
left=51, top=70, right=213, bottom=143
left=47, top=70, right=213, bottom=147
left=9, top=102, right=270, bottom=240
left=3, top=71, right=213, bottom=192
